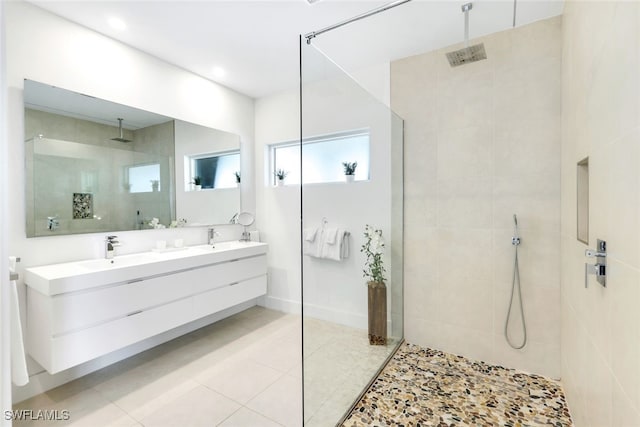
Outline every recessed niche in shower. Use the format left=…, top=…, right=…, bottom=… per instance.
left=577, top=157, right=589, bottom=244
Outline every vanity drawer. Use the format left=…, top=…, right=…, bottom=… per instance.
left=49, top=256, right=266, bottom=335
left=50, top=270, right=197, bottom=335
left=48, top=298, right=193, bottom=374
left=191, top=255, right=267, bottom=294
left=193, top=275, right=267, bottom=320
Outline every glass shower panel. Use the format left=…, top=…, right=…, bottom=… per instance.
left=301, top=39, right=404, bottom=425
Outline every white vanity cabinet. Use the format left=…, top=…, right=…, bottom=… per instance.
left=25, top=242, right=268, bottom=374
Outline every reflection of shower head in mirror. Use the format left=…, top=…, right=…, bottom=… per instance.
left=111, top=118, right=132, bottom=143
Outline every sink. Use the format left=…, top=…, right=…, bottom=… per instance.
left=25, top=241, right=268, bottom=296
left=78, top=253, right=162, bottom=271
left=192, top=240, right=263, bottom=253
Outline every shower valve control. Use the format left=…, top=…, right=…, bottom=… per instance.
left=584, top=239, right=607, bottom=288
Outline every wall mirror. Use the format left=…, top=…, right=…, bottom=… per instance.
left=24, top=79, right=241, bottom=237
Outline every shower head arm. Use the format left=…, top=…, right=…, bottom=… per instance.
left=462, top=3, right=472, bottom=48
left=117, top=118, right=124, bottom=139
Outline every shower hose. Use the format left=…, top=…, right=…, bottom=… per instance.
left=505, top=216, right=527, bottom=349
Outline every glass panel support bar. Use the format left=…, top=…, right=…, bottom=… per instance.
left=304, top=0, right=412, bottom=44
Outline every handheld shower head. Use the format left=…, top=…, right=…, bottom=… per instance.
left=512, top=214, right=521, bottom=246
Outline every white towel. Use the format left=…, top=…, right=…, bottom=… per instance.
left=9, top=257, right=28, bottom=386
left=303, top=227, right=321, bottom=257
left=320, top=229, right=349, bottom=261
left=324, top=228, right=339, bottom=245
left=304, top=228, right=317, bottom=242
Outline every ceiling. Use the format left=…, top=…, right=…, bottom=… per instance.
left=28, top=0, right=564, bottom=99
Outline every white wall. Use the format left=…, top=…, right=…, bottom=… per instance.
left=0, top=0, right=12, bottom=421
left=5, top=1, right=255, bottom=400
left=560, top=2, right=640, bottom=426
left=254, top=45, right=401, bottom=331
left=254, top=89, right=302, bottom=315
left=392, top=17, right=562, bottom=378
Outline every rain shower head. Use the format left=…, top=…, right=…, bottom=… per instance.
left=111, top=118, right=132, bottom=143
left=446, top=3, right=487, bottom=67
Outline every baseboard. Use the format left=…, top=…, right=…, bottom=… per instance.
left=260, top=295, right=301, bottom=315
left=261, top=296, right=393, bottom=332
left=303, top=302, right=368, bottom=330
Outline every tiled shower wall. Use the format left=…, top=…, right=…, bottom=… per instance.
left=391, top=17, right=562, bottom=378
left=560, top=1, right=640, bottom=426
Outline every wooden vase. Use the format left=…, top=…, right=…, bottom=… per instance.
left=367, top=281, right=387, bottom=345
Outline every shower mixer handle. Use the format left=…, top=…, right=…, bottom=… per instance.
left=584, top=263, right=606, bottom=288
left=585, top=249, right=606, bottom=258
left=584, top=239, right=607, bottom=288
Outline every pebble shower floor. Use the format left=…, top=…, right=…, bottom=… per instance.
left=342, top=343, right=573, bottom=426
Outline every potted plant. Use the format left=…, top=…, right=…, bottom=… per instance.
left=191, top=176, right=202, bottom=191
left=361, top=224, right=387, bottom=345
left=235, top=171, right=241, bottom=185
left=274, top=169, right=288, bottom=186
left=342, top=161, right=358, bottom=183
left=150, top=180, right=159, bottom=192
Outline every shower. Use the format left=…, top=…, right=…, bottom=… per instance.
left=111, top=118, right=132, bottom=142
left=505, top=214, right=527, bottom=349
left=446, top=2, right=487, bottom=67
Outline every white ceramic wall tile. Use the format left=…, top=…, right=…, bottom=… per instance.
left=585, top=343, right=613, bottom=427
left=437, top=125, right=492, bottom=180
left=437, top=323, right=494, bottom=364
left=492, top=228, right=561, bottom=291
left=607, top=261, right=640, bottom=412
left=436, top=70, right=493, bottom=131
left=612, top=379, right=640, bottom=427
left=492, top=337, right=561, bottom=379
left=392, top=16, right=562, bottom=379
left=493, top=119, right=561, bottom=179
left=436, top=179, right=492, bottom=228
left=560, top=1, right=640, bottom=424
left=605, top=130, right=640, bottom=268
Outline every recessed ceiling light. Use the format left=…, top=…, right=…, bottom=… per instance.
left=107, top=17, right=126, bottom=31
left=212, top=67, right=226, bottom=79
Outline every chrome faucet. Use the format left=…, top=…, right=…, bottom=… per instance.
left=105, top=235, right=120, bottom=259
left=239, top=229, right=251, bottom=242
left=208, top=228, right=220, bottom=247
left=585, top=239, right=607, bottom=288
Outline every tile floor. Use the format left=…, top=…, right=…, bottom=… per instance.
left=14, top=307, right=303, bottom=427
left=14, top=308, right=573, bottom=427
left=13, top=307, right=397, bottom=427
left=302, top=319, right=398, bottom=426
left=342, top=343, right=573, bottom=426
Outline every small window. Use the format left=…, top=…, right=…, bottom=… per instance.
left=127, top=163, right=160, bottom=193
left=271, top=131, right=370, bottom=185
left=189, top=151, right=240, bottom=190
